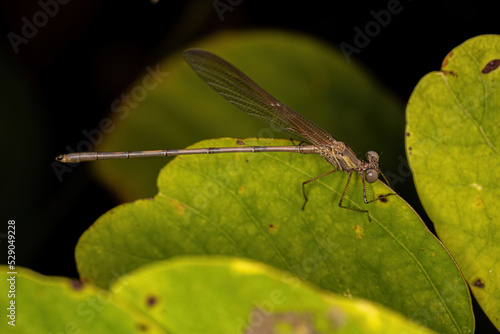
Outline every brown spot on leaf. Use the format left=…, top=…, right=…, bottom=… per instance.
left=137, top=323, right=148, bottom=331
left=173, top=201, right=186, bottom=216
left=405, top=132, right=410, bottom=137
left=482, top=59, right=500, bottom=74
left=236, top=139, right=245, bottom=145
left=441, top=51, right=453, bottom=68
left=268, top=224, right=279, bottom=234
left=70, top=280, right=85, bottom=290
left=473, top=279, right=485, bottom=288
left=442, top=70, right=457, bottom=77
left=146, top=295, right=158, bottom=307
left=354, top=225, right=365, bottom=239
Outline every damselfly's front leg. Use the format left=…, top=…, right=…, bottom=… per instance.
left=338, top=171, right=372, bottom=221
left=301, top=169, right=338, bottom=210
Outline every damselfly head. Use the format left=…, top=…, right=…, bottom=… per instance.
left=366, top=151, right=379, bottom=163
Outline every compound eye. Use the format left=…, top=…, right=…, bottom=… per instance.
left=366, top=151, right=379, bottom=162
left=365, top=169, right=378, bottom=183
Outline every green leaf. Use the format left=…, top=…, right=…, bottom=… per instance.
left=91, top=29, right=404, bottom=201
left=0, top=259, right=435, bottom=333
left=111, top=256, right=437, bottom=333
left=0, top=266, right=167, bottom=333
left=76, top=138, right=473, bottom=334
left=406, top=34, right=500, bottom=331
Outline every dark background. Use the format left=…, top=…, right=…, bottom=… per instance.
left=1, top=0, right=498, bottom=331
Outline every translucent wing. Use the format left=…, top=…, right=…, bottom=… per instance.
left=183, top=49, right=336, bottom=147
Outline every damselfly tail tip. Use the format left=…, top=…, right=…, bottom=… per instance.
left=55, top=154, right=67, bottom=163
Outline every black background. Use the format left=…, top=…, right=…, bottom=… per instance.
left=1, top=0, right=498, bottom=331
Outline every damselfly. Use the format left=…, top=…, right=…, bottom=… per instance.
left=56, top=49, right=392, bottom=218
